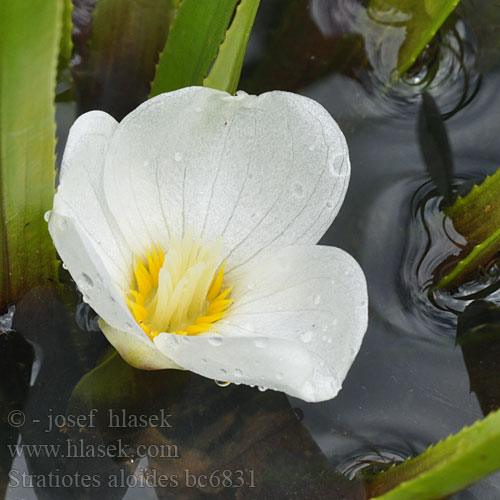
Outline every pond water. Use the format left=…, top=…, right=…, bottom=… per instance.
left=2, top=0, right=500, bottom=498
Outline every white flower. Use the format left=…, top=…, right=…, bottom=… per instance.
left=48, top=86, right=368, bottom=402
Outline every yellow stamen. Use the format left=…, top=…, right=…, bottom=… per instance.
left=126, top=235, right=232, bottom=341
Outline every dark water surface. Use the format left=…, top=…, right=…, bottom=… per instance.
left=2, top=0, right=500, bottom=498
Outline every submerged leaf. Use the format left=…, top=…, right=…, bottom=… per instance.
left=0, top=0, right=61, bottom=309
left=70, top=352, right=365, bottom=499
left=150, top=0, right=240, bottom=96
left=368, top=0, right=462, bottom=79
left=203, top=0, right=261, bottom=94
left=418, top=92, right=454, bottom=206
left=367, top=407, right=500, bottom=500
left=457, top=301, right=500, bottom=415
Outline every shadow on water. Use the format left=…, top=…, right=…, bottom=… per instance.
left=2, top=0, right=500, bottom=498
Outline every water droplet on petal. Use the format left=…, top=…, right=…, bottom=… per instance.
left=254, top=338, right=266, bottom=348
left=79, top=273, right=94, bottom=291
left=258, top=386, right=267, bottom=392
left=293, top=182, right=304, bottom=198
left=208, top=336, right=223, bottom=347
left=44, top=210, right=51, bottom=222
left=326, top=201, right=333, bottom=209
left=234, top=368, right=243, bottom=377
left=62, top=263, right=68, bottom=270
left=301, top=331, right=313, bottom=343
left=321, top=325, right=328, bottom=332
left=174, top=152, right=183, bottom=162
left=215, top=380, right=230, bottom=387
left=143, top=160, right=149, bottom=167
left=313, top=294, right=321, bottom=305
left=201, top=358, right=208, bottom=363
left=309, top=144, right=316, bottom=151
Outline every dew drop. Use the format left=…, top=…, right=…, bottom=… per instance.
left=308, top=144, right=316, bottom=151
left=293, top=182, right=304, bottom=198
left=301, top=331, right=313, bottom=343
left=43, top=210, right=51, bottom=222
left=254, top=338, right=266, bottom=348
left=234, top=368, right=243, bottom=378
left=208, top=336, right=223, bottom=347
left=321, top=325, right=328, bottom=332
left=258, top=386, right=267, bottom=392
left=313, top=294, right=321, bottom=305
left=143, top=160, right=149, bottom=167
left=220, top=368, right=227, bottom=375
left=79, top=273, right=94, bottom=291
left=215, top=380, right=230, bottom=387
left=62, top=263, right=68, bottom=270
left=201, top=358, right=208, bottom=363
left=326, top=201, right=333, bottom=209
left=174, top=152, right=183, bottom=162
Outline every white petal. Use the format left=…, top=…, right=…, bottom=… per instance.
left=102, top=87, right=350, bottom=270
left=49, top=112, right=140, bottom=336
left=51, top=111, right=132, bottom=290
left=99, top=320, right=182, bottom=370
left=153, top=246, right=368, bottom=402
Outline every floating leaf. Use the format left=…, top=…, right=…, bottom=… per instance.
left=0, top=0, right=61, bottom=310
left=203, top=0, right=261, bottom=94
left=150, top=0, right=240, bottom=96
left=73, top=0, right=176, bottom=120
left=435, top=168, right=500, bottom=288
left=367, top=407, right=500, bottom=500
left=417, top=92, right=454, bottom=206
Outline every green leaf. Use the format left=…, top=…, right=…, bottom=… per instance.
left=203, top=0, right=261, bottom=95
left=367, top=408, right=500, bottom=500
left=73, top=0, right=176, bottom=120
left=58, top=0, right=73, bottom=73
left=150, top=0, right=240, bottom=96
left=435, top=168, right=500, bottom=289
left=368, top=0, right=462, bottom=79
left=0, top=0, right=61, bottom=309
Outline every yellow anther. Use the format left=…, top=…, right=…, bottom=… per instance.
left=126, top=237, right=233, bottom=341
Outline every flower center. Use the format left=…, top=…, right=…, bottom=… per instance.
left=127, top=232, right=232, bottom=340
